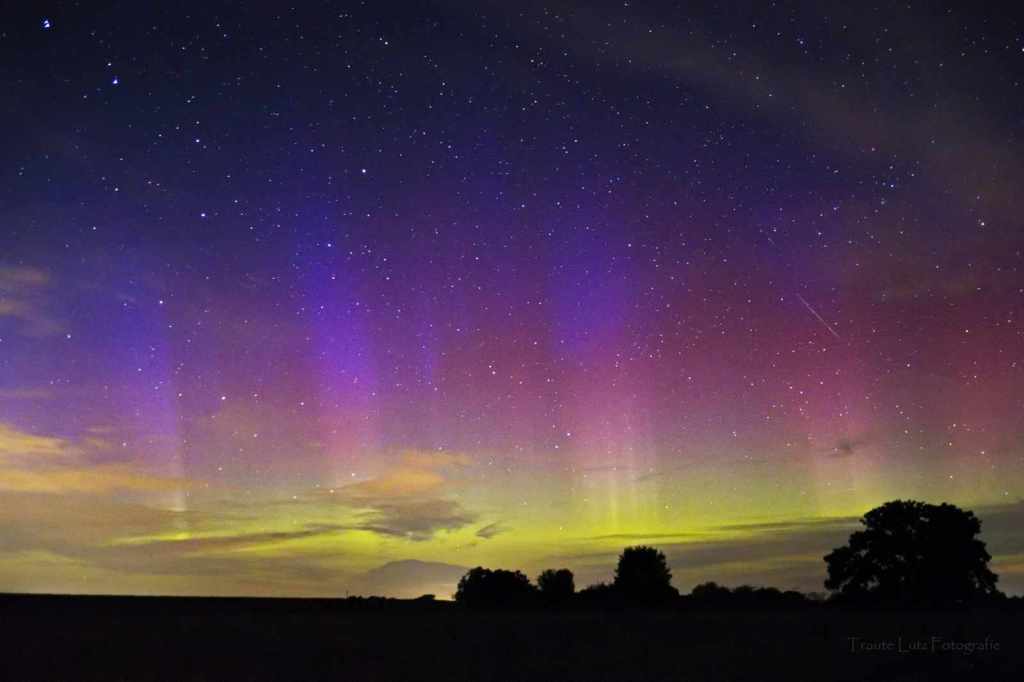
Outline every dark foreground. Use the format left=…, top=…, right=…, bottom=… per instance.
left=1, top=595, right=1020, bottom=681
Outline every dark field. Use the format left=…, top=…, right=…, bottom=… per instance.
left=1, top=595, right=1021, bottom=681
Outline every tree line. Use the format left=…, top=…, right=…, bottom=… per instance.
left=454, top=500, right=1011, bottom=609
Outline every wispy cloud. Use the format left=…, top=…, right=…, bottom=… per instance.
left=0, top=492, right=205, bottom=554
left=475, top=522, right=506, bottom=539
left=112, top=524, right=349, bottom=554
left=0, top=422, right=75, bottom=460
left=0, top=464, right=192, bottom=495
left=0, top=492, right=354, bottom=594
left=358, top=498, right=476, bottom=541
left=344, top=451, right=471, bottom=498
left=708, top=517, right=860, bottom=534
left=0, top=267, right=49, bottom=288
left=0, top=266, right=63, bottom=337
left=308, top=450, right=478, bottom=541
left=583, top=531, right=700, bottom=542
left=0, top=422, right=194, bottom=494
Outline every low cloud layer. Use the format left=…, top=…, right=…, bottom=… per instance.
left=0, top=444, right=483, bottom=596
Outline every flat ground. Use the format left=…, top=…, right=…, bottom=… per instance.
left=1, top=595, right=1019, bottom=681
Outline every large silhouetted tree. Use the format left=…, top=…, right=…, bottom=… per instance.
left=537, top=568, right=575, bottom=604
left=824, top=500, right=1000, bottom=605
left=613, top=546, right=678, bottom=603
left=454, top=567, right=537, bottom=608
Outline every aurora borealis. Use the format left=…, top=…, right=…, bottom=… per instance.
left=1, top=1, right=1023, bottom=598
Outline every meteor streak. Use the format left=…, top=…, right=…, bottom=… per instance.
left=796, top=293, right=842, bottom=340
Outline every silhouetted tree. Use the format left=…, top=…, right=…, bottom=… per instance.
left=578, top=581, right=612, bottom=595
left=575, top=581, right=620, bottom=608
left=690, top=581, right=731, bottom=602
left=687, top=582, right=810, bottom=609
left=824, top=500, right=1000, bottom=605
left=537, top=568, right=575, bottom=604
left=732, top=585, right=756, bottom=601
left=454, top=567, right=537, bottom=608
left=613, top=546, right=678, bottom=604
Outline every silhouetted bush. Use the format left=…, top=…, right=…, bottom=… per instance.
left=537, top=568, right=574, bottom=605
left=824, top=500, right=1001, bottom=606
left=612, top=546, right=678, bottom=604
left=690, top=581, right=731, bottom=602
left=686, top=582, right=811, bottom=609
left=574, top=582, right=622, bottom=609
left=454, top=567, right=538, bottom=608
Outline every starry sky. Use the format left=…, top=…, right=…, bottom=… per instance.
left=2, top=0, right=1023, bottom=598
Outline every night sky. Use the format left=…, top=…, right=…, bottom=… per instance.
left=2, top=1, right=1023, bottom=598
